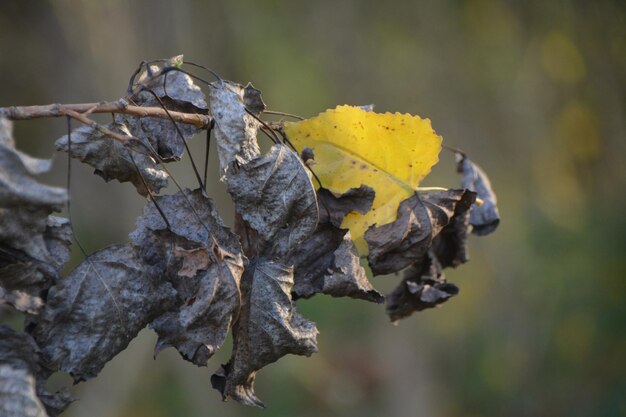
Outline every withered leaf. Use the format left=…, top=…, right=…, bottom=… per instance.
left=457, top=155, right=500, bottom=235
left=212, top=259, right=318, bottom=408
left=0, top=326, right=72, bottom=417
left=317, top=186, right=375, bottom=228
left=130, top=189, right=244, bottom=366
left=208, top=80, right=262, bottom=177
left=121, top=59, right=208, bottom=161
left=0, top=217, right=72, bottom=314
left=431, top=197, right=473, bottom=269
left=0, top=365, right=46, bottom=417
left=227, top=144, right=318, bottom=258
left=0, top=117, right=51, bottom=175
left=29, top=244, right=177, bottom=382
left=55, top=122, right=168, bottom=196
left=386, top=251, right=459, bottom=322
left=0, top=117, right=68, bottom=262
left=365, top=189, right=476, bottom=275
left=289, top=187, right=382, bottom=303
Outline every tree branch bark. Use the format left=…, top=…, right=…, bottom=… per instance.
left=0, top=100, right=211, bottom=129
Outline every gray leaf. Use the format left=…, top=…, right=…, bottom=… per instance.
left=317, top=186, right=375, bottom=227
left=0, top=326, right=72, bottom=417
left=0, top=365, right=47, bottom=417
left=55, top=122, right=168, bottom=196
left=0, top=118, right=68, bottom=262
left=208, top=80, right=262, bottom=177
left=130, top=189, right=245, bottom=366
left=289, top=187, right=382, bottom=303
left=121, top=60, right=208, bottom=161
left=211, top=259, right=318, bottom=408
left=365, top=190, right=476, bottom=275
left=227, top=144, right=318, bottom=258
left=0, top=216, right=72, bottom=314
left=457, top=155, right=500, bottom=235
left=431, top=196, right=474, bottom=269
left=0, top=117, right=51, bottom=174
left=386, top=251, right=459, bottom=323
left=29, top=244, right=177, bottom=382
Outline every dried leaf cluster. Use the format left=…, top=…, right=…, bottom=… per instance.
left=0, top=57, right=499, bottom=414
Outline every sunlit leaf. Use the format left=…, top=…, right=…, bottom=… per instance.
left=284, top=105, right=442, bottom=252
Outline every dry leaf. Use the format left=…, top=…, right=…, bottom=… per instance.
left=29, top=244, right=177, bottom=382
left=226, top=144, right=318, bottom=258
left=0, top=326, right=72, bottom=417
left=130, top=189, right=244, bottom=366
left=55, top=122, right=168, bottom=196
left=212, top=259, right=318, bottom=408
left=208, top=80, right=263, bottom=177
left=457, top=154, right=500, bottom=235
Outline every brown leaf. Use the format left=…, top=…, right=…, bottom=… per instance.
left=365, top=189, right=476, bottom=275
left=386, top=251, right=459, bottom=323
left=173, top=246, right=212, bottom=278
left=289, top=187, right=382, bottom=303
left=211, top=259, right=318, bottom=408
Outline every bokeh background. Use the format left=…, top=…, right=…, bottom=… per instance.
left=1, top=1, right=625, bottom=416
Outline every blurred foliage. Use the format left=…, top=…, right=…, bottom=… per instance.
left=1, top=0, right=625, bottom=416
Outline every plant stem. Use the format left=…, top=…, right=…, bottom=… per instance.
left=0, top=100, right=211, bottom=129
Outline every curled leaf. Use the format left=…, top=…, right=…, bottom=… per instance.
left=285, top=105, right=442, bottom=251
left=212, top=259, right=318, bottom=408
left=208, top=80, right=262, bottom=177
left=29, top=244, right=177, bottom=382
left=0, top=117, right=68, bottom=261
left=386, top=252, right=459, bottom=322
left=121, top=58, right=208, bottom=161
left=55, top=122, right=168, bottom=196
left=130, top=189, right=244, bottom=366
left=289, top=186, right=382, bottom=303
left=227, top=144, right=318, bottom=258
left=365, top=189, right=476, bottom=275
left=457, top=154, right=500, bottom=235
left=0, top=326, right=72, bottom=417
left=0, top=217, right=71, bottom=314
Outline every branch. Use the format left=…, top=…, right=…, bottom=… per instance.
left=0, top=100, right=211, bottom=129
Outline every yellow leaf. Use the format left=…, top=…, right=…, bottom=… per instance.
left=284, top=105, right=442, bottom=253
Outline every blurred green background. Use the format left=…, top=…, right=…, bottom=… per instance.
left=2, top=0, right=625, bottom=416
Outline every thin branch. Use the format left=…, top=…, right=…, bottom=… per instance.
left=0, top=101, right=211, bottom=128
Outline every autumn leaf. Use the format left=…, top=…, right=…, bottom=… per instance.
left=0, top=326, right=73, bottom=416
left=29, top=244, right=177, bottom=382
left=284, top=105, right=442, bottom=253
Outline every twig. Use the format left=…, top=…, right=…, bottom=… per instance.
left=0, top=101, right=211, bottom=129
